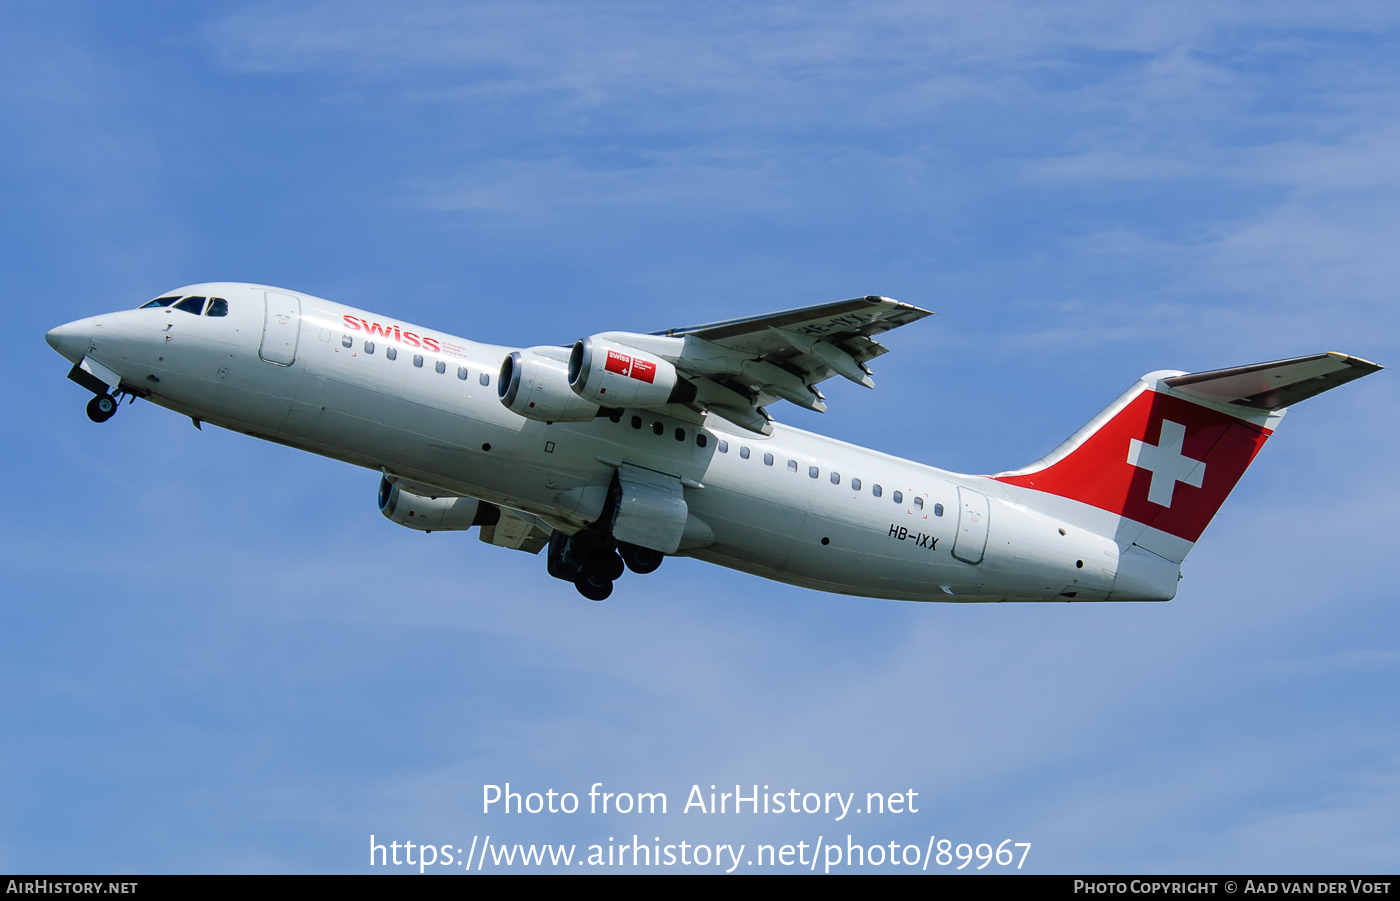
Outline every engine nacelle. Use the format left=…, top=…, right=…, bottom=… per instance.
left=499, top=349, right=600, bottom=422
left=378, top=477, right=501, bottom=532
left=568, top=336, right=697, bottom=407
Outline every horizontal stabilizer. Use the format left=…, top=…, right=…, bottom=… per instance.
left=1165, top=352, right=1382, bottom=411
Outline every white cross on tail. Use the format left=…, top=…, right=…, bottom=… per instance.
left=1127, top=420, right=1206, bottom=507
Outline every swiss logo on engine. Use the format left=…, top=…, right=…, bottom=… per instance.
left=603, top=349, right=656, bottom=384
left=604, top=350, right=632, bottom=377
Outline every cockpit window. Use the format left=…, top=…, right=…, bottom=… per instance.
left=139, top=296, right=181, bottom=309
left=173, top=296, right=206, bottom=315
left=205, top=298, right=228, bottom=317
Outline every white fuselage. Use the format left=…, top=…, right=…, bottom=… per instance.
left=48, top=282, right=1169, bottom=603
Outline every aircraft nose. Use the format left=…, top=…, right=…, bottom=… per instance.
left=45, top=319, right=92, bottom=364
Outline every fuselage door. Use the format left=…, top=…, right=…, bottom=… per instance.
left=259, top=291, right=302, bottom=366
left=951, top=486, right=990, bottom=565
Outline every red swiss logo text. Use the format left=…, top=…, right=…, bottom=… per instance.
left=342, top=314, right=441, bottom=353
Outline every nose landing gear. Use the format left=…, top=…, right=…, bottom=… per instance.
left=86, top=393, right=118, bottom=423
left=67, top=363, right=128, bottom=423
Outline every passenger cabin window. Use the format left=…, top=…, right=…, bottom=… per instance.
left=652, top=422, right=664, bottom=436
left=788, top=460, right=798, bottom=472
left=386, top=347, right=397, bottom=360
left=696, top=433, right=708, bottom=448
left=852, top=478, right=861, bottom=491
left=205, top=298, right=228, bottom=317
left=934, top=503, right=944, bottom=517
left=873, top=484, right=882, bottom=497
left=436, top=361, right=446, bottom=374
left=139, top=296, right=180, bottom=308
left=718, top=439, right=728, bottom=453
left=413, top=355, right=424, bottom=368
left=173, top=296, right=206, bottom=315
left=458, top=367, right=468, bottom=380
left=830, top=472, right=840, bottom=485
left=674, top=428, right=685, bottom=442
left=763, top=453, right=774, bottom=466
left=479, top=373, right=490, bottom=386
left=893, top=490, right=903, bottom=504
left=914, top=497, right=924, bottom=510
left=365, top=341, right=375, bottom=354
left=631, top=415, right=642, bottom=429
left=808, top=465, right=819, bottom=479
left=740, top=446, right=750, bottom=459
left=341, top=335, right=352, bottom=348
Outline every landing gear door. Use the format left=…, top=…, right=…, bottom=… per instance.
left=481, top=509, right=551, bottom=554
left=259, top=291, right=301, bottom=366
left=612, top=464, right=688, bottom=554
left=951, top=486, right=990, bottom=565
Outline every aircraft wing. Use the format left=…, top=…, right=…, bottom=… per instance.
left=644, top=295, right=932, bottom=432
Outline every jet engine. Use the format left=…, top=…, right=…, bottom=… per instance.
left=568, top=336, right=697, bottom=407
left=499, top=349, right=600, bottom=422
left=378, top=477, right=501, bottom=532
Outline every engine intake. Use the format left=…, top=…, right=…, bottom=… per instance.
left=378, top=477, right=501, bottom=532
left=568, top=336, right=696, bottom=407
left=499, top=349, right=601, bottom=422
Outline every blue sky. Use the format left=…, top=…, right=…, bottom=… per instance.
left=2, top=1, right=1397, bottom=873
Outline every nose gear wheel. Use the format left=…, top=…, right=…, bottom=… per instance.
left=86, top=393, right=118, bottom=423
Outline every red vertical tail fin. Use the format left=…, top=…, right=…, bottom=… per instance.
left=992, top=353, right=1380, bottom=550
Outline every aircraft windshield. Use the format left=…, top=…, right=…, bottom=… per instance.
left=173, top=296, right=206, bottom=315
left=138, top=296, right=181, bottom=309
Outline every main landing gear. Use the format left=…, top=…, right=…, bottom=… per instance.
left=86, top=393, right=119, bottom=423
left=547, top=530, right=664, bottom=601
left=619, top=543, right=663, bottom=574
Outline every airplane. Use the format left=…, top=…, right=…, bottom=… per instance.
left=45, top=283, right=1381, bottom=602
